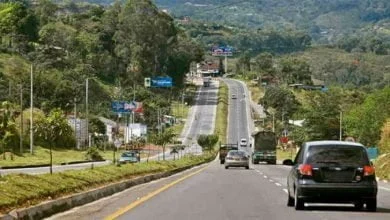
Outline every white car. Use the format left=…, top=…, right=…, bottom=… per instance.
left=240, top=138, right=247, bottom=147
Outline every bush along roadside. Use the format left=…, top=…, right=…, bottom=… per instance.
left=0, top=152, right=216, bottom=216
left=375, top=153, right=390, bottom=180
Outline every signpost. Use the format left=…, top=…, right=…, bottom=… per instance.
left=211, top=46, right=234, bottom=73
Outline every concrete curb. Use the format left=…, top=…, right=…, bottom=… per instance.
left=0, top=160, right=212, bottom=220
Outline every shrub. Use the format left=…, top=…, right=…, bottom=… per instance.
left=85, top=147, right=104, bottom=161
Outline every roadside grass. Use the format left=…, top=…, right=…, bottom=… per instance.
left=0, top=152, right=216, bottom=214
left=375, top=153, right=390, bottom=180
left=0, top=147, right=138, bottom=167
left=215, top=80, right=228, bottom=144
left=170, top=101, right=189, bottom=119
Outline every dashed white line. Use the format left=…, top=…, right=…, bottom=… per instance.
left=283, top=189, right=288, bottom=194
left=275, top=183, right=282, bottom=186
left=264, top=175, right=268, bottom=179
left=269, top=179, right=274, bottom=182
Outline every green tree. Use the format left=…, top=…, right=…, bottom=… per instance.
left=197, top=134, right=219, bottom=152
left=0, top=101, right=19, bottom=156
left=150, top=128, right=176, bottom=160
left=344, top=88, right=390, bottom=146
left=280, top=57, right=312, bottom=85
left=35, top=108, right=75, bottom=173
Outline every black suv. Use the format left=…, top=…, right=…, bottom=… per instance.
left=284, top=141, right=377, bottom=211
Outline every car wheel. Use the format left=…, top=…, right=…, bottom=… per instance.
left=225, top=166, right=229, bottom=169
left=245, top=166, right=249, bottom=169
left=287, top=190, right=294, bottom=207
left=354, top=201, right=364, bottom=210
left=366, top=199, right=377, bottom=212
left=294, top=189, right=304, bottom=210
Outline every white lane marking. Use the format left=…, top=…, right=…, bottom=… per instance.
left=379, top=186, right=390, bottom=192
left=255, top=170, right=261, bottom=173
left=283, top=189, right=288, bottom=194
left=269, top=179, right=274, bottom=182
left=263, top=175, right=268, bottom=179
left=275, top=183, right=282, bottom=186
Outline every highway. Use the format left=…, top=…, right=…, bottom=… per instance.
left=47, top=79, right=390, bottom=220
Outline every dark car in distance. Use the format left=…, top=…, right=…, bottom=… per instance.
left=284, top=141, right=377, bottom=211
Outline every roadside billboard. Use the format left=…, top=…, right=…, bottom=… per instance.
left=111, top=101, right=142, bottom=113
left=151, top=77, right=173, bottom=88
left=211, top=46, right=233, bottom=56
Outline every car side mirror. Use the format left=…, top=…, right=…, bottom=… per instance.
left=283, top=159, right=294, bottom=166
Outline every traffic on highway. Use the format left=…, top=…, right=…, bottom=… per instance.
left=44, top=78, right=390, bottom=220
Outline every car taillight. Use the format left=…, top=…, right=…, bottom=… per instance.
left=299, top=164, right=313, bottom=176
left=363, top=165, right=375, bottom=176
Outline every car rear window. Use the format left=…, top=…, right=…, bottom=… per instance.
left=228, top=151, right=246, bottom=156
left=306, top=145, right=369, bottom=165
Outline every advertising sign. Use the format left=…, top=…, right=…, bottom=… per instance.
left=151, top=77, right=173, bottom=88
left=111, top=101, right=143, bottom=113
left=211, top=46, right=233, bottom=56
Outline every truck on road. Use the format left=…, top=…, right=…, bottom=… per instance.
left=203, top=77, right=211, bottom=87
left=219, top=143, right=238, bottom=164
left=251, top=131, right=277, bottom=164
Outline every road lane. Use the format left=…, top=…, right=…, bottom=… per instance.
left=46, top=78, right=390, bottom=220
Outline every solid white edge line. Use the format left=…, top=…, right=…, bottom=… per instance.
left=379, top=186, right=390, bottom=192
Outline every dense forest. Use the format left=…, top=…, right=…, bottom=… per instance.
left=156, top=0, right=390, bottom=44
left=0, top=0, right=203, bottom=151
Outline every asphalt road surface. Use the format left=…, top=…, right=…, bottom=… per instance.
left=47, top=79, right=390, bottom=220
left=223, top=78, right=253, bottom=154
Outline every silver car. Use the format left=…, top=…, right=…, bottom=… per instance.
left=225, top=150, right=249, bottom=169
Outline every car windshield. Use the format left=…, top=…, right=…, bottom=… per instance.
left=122, top=152, right=135, bottom=157
left=306, top=145, right=368, bottom=165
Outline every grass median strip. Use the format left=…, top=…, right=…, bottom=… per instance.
left=0, top=153, right=216, bottom=215
left=215, top=81, right=228, bottom=144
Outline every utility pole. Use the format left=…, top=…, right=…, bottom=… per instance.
left=225, top=54, right=228, bottom=74
left=181, top=90, right=185, bottom=118
left=339, top=111, right=343, bottom=141
left=20, top=84, right=23, bottom=154
left=74, top=98, right=78, bottom=149
left=272, top=113, right=275, bottom=132
left=30, top=65, right=33, bottom=155
left=86, top=78, right=89, bottom=148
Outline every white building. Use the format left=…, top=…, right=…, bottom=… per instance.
left=99, top=117, right=117, bottom=143
left=124, top=123, right=147, bottom=143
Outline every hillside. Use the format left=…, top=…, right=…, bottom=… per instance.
left=287, top=47, right=390, bottom=88
left=156, top=0, right=390, bottom=44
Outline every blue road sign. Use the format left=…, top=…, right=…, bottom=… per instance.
left=366, top=147, right=379, bottom=161
left=151, top=77, right=173, bottom=88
